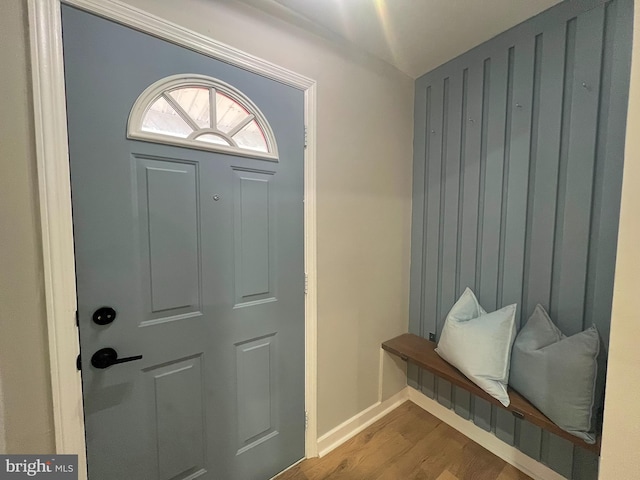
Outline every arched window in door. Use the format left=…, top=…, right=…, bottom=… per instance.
left=128, top=74, right=278, bottom=160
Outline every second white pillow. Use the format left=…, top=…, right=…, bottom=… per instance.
left=435, top=288, right=517, bottom=406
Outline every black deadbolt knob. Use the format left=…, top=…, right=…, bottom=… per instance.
left=93, top=306, right=116, bottom=325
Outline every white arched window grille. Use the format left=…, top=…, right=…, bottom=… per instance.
left=128, top=74, right=278, bottom=160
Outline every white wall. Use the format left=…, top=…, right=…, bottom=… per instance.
left=0, top=0, right=55, bottom=453
left=599, top=1, right=640, bottom=477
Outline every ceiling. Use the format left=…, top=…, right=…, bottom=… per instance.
left=239, top=0, right=561, bottom=78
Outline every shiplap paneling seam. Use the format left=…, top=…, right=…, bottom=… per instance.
left=497, top=47, right=515, bottom=309
left=455, top=69, right=469, bottom=298
left=436, top=77, right=451, bottom=408
left=422, top=82, right=436, bottom=397
left=417, top=85, right=434, bottom=391
left=475, top=59, right=491, bottom=294
left=473, top=57, right=494, bottom=432
left=583, top=2, right=611, bottom=332
left=436, top=77, right=449, bottom=330
left=521, top=33, right=543, bottom=321
left=502, top=36, right=536, bottom=337
left=549, top=17, right=576, bottom=319
left=420, top=86, right=432, bottom=341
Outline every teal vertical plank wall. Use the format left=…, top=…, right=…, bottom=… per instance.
left=408, top=0, right=633, bottom=478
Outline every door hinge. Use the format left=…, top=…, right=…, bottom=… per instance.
left=304, top=126, right=308, bottom=149
left=75, top=310, right=79, bottom=327
left=76, top=354, right=82, bottom=371
left=305, top=411, right=308, bottom=430
left=304, top=273, right=308, bottom=294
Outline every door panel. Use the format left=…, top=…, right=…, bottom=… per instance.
left=62, top=6, right=305, bottom=480
left=235, top=334, right=278, bottom=452
left=137, top=157, right=201, bottom=318
left=149, top=355, right=206, bottom=480
left=233, top=168, right=277, bottom=305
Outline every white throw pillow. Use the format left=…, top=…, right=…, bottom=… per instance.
left=436, top=288, right=517, bottom=406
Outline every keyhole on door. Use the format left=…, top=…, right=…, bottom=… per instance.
left=213, top=194, right=221, bottom=201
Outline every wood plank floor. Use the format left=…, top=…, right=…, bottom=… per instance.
left=277, top=401, right=531, bottom=480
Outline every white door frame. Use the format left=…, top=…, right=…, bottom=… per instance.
left=28, top=1, right=318, bottom=478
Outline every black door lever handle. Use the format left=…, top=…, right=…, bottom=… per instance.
left=91, top=347, right=143, bottom=369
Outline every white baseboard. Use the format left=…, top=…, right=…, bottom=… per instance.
left=407, top=387, right=566, bottom=480
left=316, top=388, right=409, bottom=457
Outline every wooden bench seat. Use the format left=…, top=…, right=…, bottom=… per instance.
left=382, top=333, right=600, bottom=454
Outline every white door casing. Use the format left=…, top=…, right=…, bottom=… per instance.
left=27, top=1, right=318, bottom=478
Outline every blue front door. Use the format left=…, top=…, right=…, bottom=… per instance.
left=62, top=6, right=305, bottom=479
